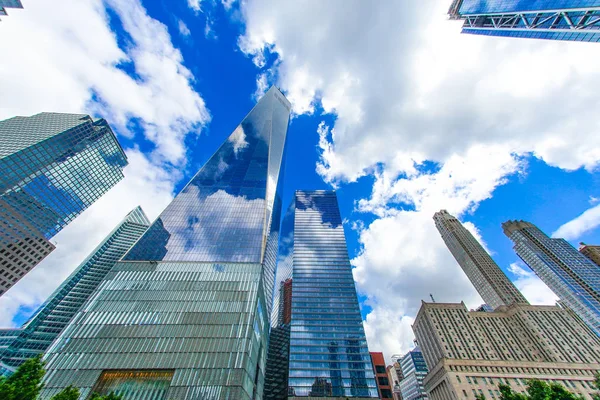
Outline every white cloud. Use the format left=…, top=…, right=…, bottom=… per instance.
left=0, top=0, right=209, bottom=325
left=178, top=19, right=191, bottom=37
left=234, top=0, right=600, bottom=358
left=508, top=263, right=558, bottom=306
left=0, top=149, right=174, bottom=327
left=590, top=196, right=600, bottom=205
left=552, top=203, right=600, bottom=241
left=0, top=0, right=210, bottom=165
left=188, top=0, right=202, bottom=13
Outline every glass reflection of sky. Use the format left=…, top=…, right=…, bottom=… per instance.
left=124, top=87, right=290, bottom=264
left=459, top=0, right=600, bottom=14
left=286, top=191, right=378, bottom=398
left=0, top=115, right=127, bottom=240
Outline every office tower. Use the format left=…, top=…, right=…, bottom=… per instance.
left=398, top=348, right=428, bottom=400
left=0, top=112, right=127, bottom=295
left=0, top=206, right=149, bottom=375
left=371, top=352, right=393, bottom=399
left=503, top=220, right=600, bottom=336
left=40, top=87, right=291, bottom=399
left=413, top=301, right=600, bottom=400
left=448, top=0, right=600, bottom=43
left=434, top=210, right=528, bottom=309
left=0, top=0, right=22, bottom=18
left=579, top=242, right=600, bottom=267
left=266, top=190, right=378, bottom=399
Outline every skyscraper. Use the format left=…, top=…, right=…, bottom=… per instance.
left=0, top=207, right=150, bottom=375
left=0, top=112, right=128, bottom=295
left=579, top=242, right=600, bottom=267
left=398, top=347, right=428, bottom=400
left=503, top=220, right=600, bottom=336
left=434, top=210, right=528, bottom=309
left=0, top=0, right=23, bottom=18
left=448, top=0, right=600, bottom=43
left=268, top=190, right=378, bottom=399
left=40, top=87, right=291, bottom=399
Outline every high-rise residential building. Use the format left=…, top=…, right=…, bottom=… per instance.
left=40, top=87, right=291, bottom=399
left=0, top=206, right=150, bottom=375
left=0, top=0, right=23, bottom=18
left=0, top=112, right=128, bottom=296
left=398, top=347, right=428, bottom=400
left=447, top=0, right=600, bottom=43
left=579, top=242, right=600, bottom=267
left=433, top=210, right=528, bottom=309
left=371, top=352, right=393, bottom=399
left=503, top=220, right=600, bottom=336
left=413, top=302, right=600, bottom=400
left=266, top=190, right=378, bottom=399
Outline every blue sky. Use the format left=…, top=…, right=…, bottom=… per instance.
left=1, top=0, right=600, bottom=359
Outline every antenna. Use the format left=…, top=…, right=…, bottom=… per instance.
left=430, top=294, right=436, bottom=303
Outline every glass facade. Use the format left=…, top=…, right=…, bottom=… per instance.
left=40, top=87, right=291, bottom=400
left=273, top=190, right=377, bottom=399
left=399, top=348, right=428, bottom=400
left=0, top=0, right=22, bottom=18
left=448, top=0, right=600, bottom=42
left=0, top=206, right=150, bottom=374
left=503, top=220, right=600, bottom=336
left=434, top=210, right=528, bottom=309
left=0, top=112, right=127, bottom=296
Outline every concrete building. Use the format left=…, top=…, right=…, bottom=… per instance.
left=579, top=243, right=600, bottom=267
left=434, top=210, right=528, bottom=309
left=387, top=365, right=403, bottom=400
left=371, top=352, right=393, bottom=399
left=398, top=347, right=428, bottom=400
left=503, top=220, right=600, bottom=336
left=413, top=302, right=600, bottom=400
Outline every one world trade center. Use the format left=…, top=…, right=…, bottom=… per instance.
left=41, top=87, right=291, bottom=400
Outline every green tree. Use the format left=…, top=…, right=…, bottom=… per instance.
left=592, top=373, right=600, bottom=400
left=478, top=379, right=589, bottom=400
left=0, top=355, right=45, bottom=400
left=50, top=385, right=80, bottom=400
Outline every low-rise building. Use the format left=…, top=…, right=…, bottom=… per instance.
left=413, top=302, right=600, bottom=400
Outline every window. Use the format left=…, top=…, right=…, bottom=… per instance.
left=380, top=389, right=393, bottom=399
left=376, top=366, right=386, bottom=374
left=378, top=376, right=389, bottom=386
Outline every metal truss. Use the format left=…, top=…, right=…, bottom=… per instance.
left=462, top=8, right=600, bottom=34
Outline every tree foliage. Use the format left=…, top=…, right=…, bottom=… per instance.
left=51, top=385, right=80, bottom=400
left=476, top=378, right=598, bottom=400
left=0, top=356, right=123, bottom=400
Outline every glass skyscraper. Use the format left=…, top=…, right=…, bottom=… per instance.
left=398, top=347, right=428, bottom=400
left=503, top=220, right=600, bottom=336
left=0, top=113, right=127, bottom=296
left=434, top=210, right=528, bottom=309
left=40, top=87, right=291, bottom=399
left=0, top=0, right=23, bottom=18
left=448, top=0, right=600, bottom=42
left=268, top=190, right=378, bottom=399
left=0, top=206, right=150, bottom=375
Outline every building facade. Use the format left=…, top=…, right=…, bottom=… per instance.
left=387, top=365, right=403, bottom=400
left=266, top=190, right=378, bottom=399
left=434, top=210, right=528, bottom=309
left=503, top=220, right=600, bottom=336
left=371, top=352, right=393, bottom=399
left=40, top=87, right=291, bottom=399
left=0, top=206, right=150, bottom=374
left=413, top=302, right=600, bottom=400
left=0, top=0, right=22, bottom=18
left=448, top=0, right=600, bottom=43
left=0, top=112, right=127, bottom=296
left=579, top=243, right=600, bottom=267
left=398, top=348, right=428, bottom=400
